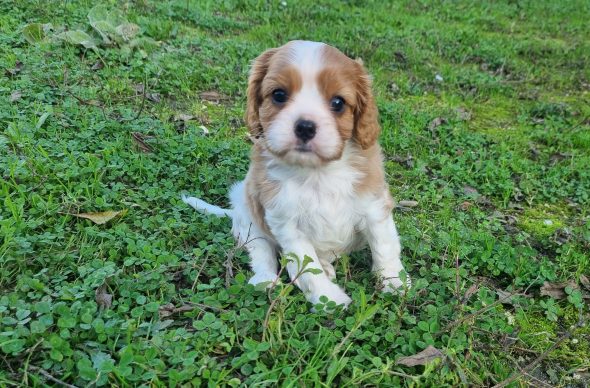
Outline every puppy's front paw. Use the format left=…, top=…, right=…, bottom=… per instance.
left=248, top=272, right=280, bottom=289
left=381, top=271, right=412, bottom=295
left=308, top=281, right=352, bottom=310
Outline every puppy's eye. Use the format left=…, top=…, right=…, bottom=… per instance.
left=272, top=89, right=288, bottom=104
left=330, top=96, right=345, bottom=113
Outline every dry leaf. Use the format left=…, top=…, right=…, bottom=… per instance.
left=132, top=132, right=153, bottom=153
left=75, top=209, right=127, bottom=225
left=496, top=289, right=517, bottom=305
left=174, top=113, right=195, bottom=122
left=463, top=185, right=480, bottom=196
left=540, top=280, right=578, bottom=299
left=158, top=303, right=194, bottom=319
left=95, top=283, right=112, bottom=309
left=456, top=107, right=472, bottom=121
left=580, top=275, right=590, bottom=291
left=91, top=61, right=104, bottom=71
left=200, top=91, right=229, bottom=103
left=5, top=61, right=23, bottom=77
left=133, top=83, right=145, bottom=93
left=463, top=283, right=479, bottom=300
left=459, top=201, right=473, bottom=211
left=397, top=200, right=419, bottom=208
left=146, top=93, right=161, bottom=103
left=389, top=82, right=400, bottom=94
left=10, top=91, right=22, bottom=102
left=428, top=117, right=446, bottom=131
left=391, top=154, right=414, bottom=168
left=396, top=346, right=444, bottom=367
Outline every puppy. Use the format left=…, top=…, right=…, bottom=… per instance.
left=183, top=40, right=410, bottom=308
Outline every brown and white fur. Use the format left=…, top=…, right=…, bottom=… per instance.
left=183, top=40, right=410, bottom=307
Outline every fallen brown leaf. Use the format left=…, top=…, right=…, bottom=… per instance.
left=397, top=200, right=419, bottom=209
left=428, top=117, right=446, bottom=131
left=540, top=280, right=578, bottom=299
left=158, top=303, right=194, bottom=319
left=200, top=91, right=229, bottom=103
left=91, top=61, right=104, bottom=71
left=496, top=289, right=531, bottom=305
left=389, top=82, right=400, bottom=94
left=390, top=154, right=414, bottom=168
left=580, top=275, right=590, bottom=291
left=10, top=90, right=22, bottom=102
left=95, top=283, right=112, bottom=309
left=456, top=107, right=472, bottom=121
left=549, top=152, right=571, bottom=166
left=5, top=61, right=23, bottom=77
left=463, top=283, right=479, bottom=300
left=133, top=83, right=145, bottom=93
left=146, top=93, right=161, bottom=103
left=75, top=209, right=127, bottom=225
left=174, top=113, right=195, bottom=122
left=463, top=185, right=480, bottom=196
left=396, top=346, right=444, bottom=367
left=459, top=201, right=473, bottom=211
left=132, top=132, right=153, bottom=153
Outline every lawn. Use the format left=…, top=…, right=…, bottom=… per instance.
left=1, top=0, right=589, bottom=386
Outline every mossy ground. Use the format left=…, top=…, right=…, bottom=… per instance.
left=1, top=0, right=589, bottom=386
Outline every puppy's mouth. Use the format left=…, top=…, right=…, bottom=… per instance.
left=294, top=143, right=313, bottom=153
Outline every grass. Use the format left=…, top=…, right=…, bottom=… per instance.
left=1, top=0, right=589, bottom=386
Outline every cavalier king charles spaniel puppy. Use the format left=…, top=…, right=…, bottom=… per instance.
left=183, top=40, right=410, bottom=308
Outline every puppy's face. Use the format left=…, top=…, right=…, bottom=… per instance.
left=246, top=41, right=380, bottom=167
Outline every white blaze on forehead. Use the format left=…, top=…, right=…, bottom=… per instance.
left=284, top=41, right=329, bottom=119
left=287, top=41, right=326, bottom=77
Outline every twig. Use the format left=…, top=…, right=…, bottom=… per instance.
left=224, top=249, right=235, bottom=289
left=28, top=366, right=78, bottom=388
left=133, top=75, right=147, bottom=121
left=522, top=372, right=554, bottom=388
left=186, top=302, right=229, bottom=313
left=191, top=253, right=210, bottom=292
left=441, top=279, right=538, bottom=334
left=62, top=88, right=107, bottom=120
left=492, top=315, right=584, bottom=388
left=440, top=290, right=519, bottom=333
left=118, top=75, right=147, bottom=122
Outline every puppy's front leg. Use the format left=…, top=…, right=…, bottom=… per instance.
left=278, top=233, right=351, bottom=307
left=363, top=200, right=411, bottom=293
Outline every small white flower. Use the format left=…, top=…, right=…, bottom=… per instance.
left=504, top=311, right=515, bottom=325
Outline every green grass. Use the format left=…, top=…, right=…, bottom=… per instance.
left=1, top=0, right=589, bottom=386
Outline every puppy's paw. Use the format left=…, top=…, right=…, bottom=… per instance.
left=308, top=281, right=352, bottom=310
left=321, top=262, right=336, bottom=280
left=248, top=272, right=280, bottom=289
left=381, top=272, right=412, bottom=295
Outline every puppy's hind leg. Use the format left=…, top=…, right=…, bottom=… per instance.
left=229, top=182, right=279, bottom=287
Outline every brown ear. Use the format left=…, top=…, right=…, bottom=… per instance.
left=245, top=48, right=277, bottom=138
left=353, top=64, right=381, bottom=149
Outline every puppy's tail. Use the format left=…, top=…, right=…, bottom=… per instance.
left=181, top=194, right=233, bottom=217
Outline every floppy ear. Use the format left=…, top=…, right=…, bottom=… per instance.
left=353, top=63, right=381, bottom=149
left=245, top=48, right=277, bottom=138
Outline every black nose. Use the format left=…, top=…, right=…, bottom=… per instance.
left=294, top=119, right=316, bottom=143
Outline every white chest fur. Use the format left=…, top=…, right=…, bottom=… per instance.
left=264, top=150, right=367, bottom=257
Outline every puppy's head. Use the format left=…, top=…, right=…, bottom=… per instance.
left=246, top=41, right=380, bottom=167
